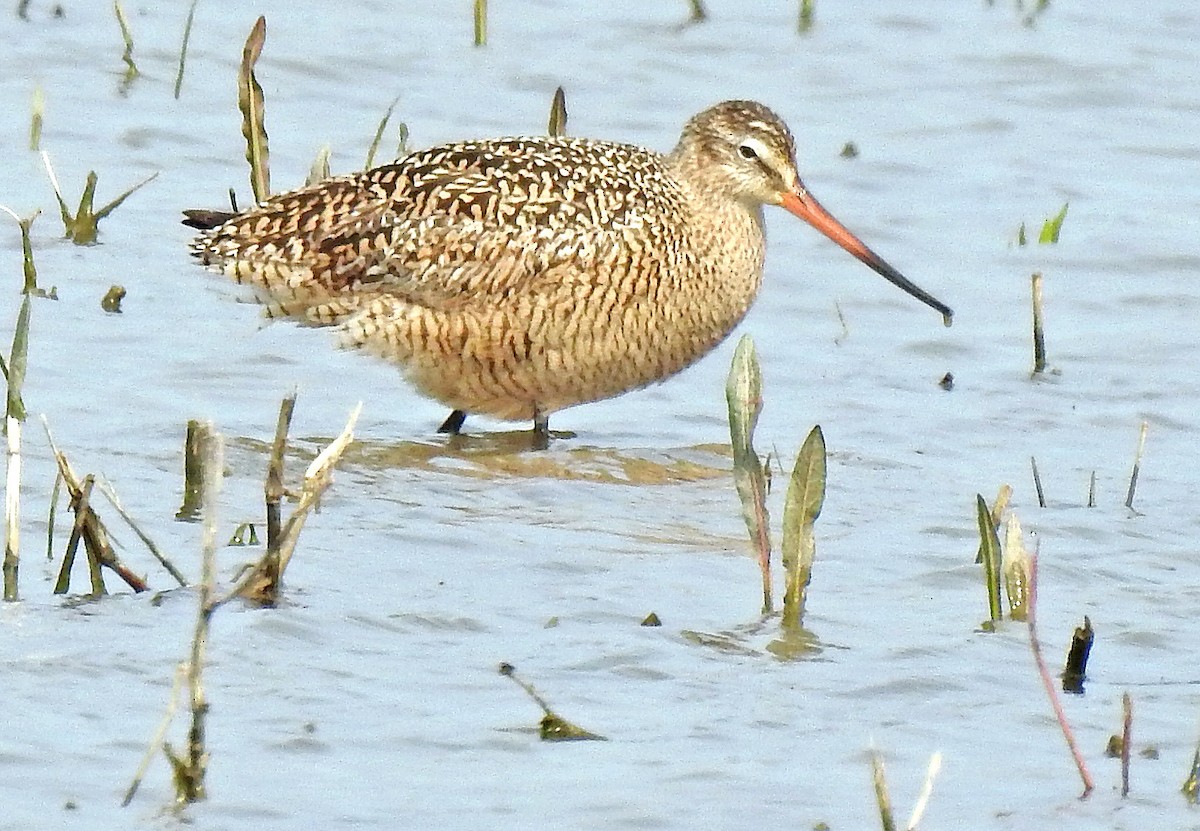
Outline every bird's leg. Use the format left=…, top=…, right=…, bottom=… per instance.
left=438, top=409, right=467, bottom=435
left=531, top=408, right=550, bottom=451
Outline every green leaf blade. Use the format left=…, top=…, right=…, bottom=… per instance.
left=781, top=425, right=826, bottom=626
left=238, top=16, right=271, bottom=204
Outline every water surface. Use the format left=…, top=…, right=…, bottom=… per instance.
left=1, top=2, right=1198, bottom=829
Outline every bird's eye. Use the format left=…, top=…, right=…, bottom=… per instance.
left=737, top=143, right=758, bottom=161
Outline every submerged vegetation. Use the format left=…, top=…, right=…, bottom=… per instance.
left=41, top=153, right=157, bottom=245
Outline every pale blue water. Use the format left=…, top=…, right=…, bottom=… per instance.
left=1, top=2, right=1198, bottom=829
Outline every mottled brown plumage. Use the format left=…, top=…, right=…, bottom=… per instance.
left=190, top=100, right=951, bottom=438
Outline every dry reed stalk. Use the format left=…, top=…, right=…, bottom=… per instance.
left=97, top=479, right=188, bottom=587
left=1031, top=272, right=1046, bottom=374
left=224, top=399, right=360, bottom=606
left=29, top=86, right=43, bottom=151
left=1120, top=692, right=1132, bottom=797
left=123, top=426, right=222, bottom=808
left=176, top=419, right=205, bottom=521
left=473, top=0, right=487, bottom=45
left=548, top=87, right=568, bottom=137
left=174, top=0, right=199, bottom=100
left=905, top=752, right=942, bottom=831
left=159, top=422, right=223, bottom=803
left=870, top=749, right=896, bottom=831
left=498, top=662, right=606, bottom=742
left=43, top=418, right=148, bottom=594
left=122, top=663, right=187, bottom=806
left=1030, top=456, right=1046, bottom=507
left=3, top=416, right=20, bottom=600
left=1125, top=420, right=1148, bottom=509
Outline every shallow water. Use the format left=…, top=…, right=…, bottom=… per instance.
left=1, top=2, right=1199, bottom=829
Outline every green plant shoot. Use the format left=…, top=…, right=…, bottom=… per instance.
left=1038, top=203, right=1068, bottom=244
left=975, top=494, right=1003, bottom=623
left=726, top=335, right=772, bottom=613
left=780, top=425, right=825, bottom=627
left=239, top=16, right=271, bottom=204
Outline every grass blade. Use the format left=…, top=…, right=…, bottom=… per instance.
left=174, top=0, right=199, bottom=100
left=238, top=16, right=271, bottom=203
left=365, top=95, right=401, bottom=169
left=92, top=171, right=159, bottom=222
left=780, top=425, right=825, bottom=627
left=3, top=417, right=20, bottom=600
left=975, top=494, right=1002, bottom=624
left=871, top=749, right=897, bottom=831
left=1038, top=202, right=1068, bottom=244
left=1125, top=420, right=1148, bottom=509
left=7, top=294, right=31, bottom=423
left=114, top=0, right=140, bottom=91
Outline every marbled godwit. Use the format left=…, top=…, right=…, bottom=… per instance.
left=186, top=100, right=952, bottom=444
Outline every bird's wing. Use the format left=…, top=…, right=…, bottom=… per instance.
left=198, top=137, right=684, bottom=323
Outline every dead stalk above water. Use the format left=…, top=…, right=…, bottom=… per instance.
left=473, top=0, right=487, bottom=45
left=220, top=396, right=361, bottom=607
left=1061, top=616, right=1092, bottom=694
left=3, top=417, right=20, bottom=601
left=1030, top=455, right=1046, bottom=507
left=1124, top=420, right=1148, bottom=509
left=869, top=748, right=943, bottom=831
left=42, top=418, right=149, bottom=595
left=870, top=750, right=896, bottom=831
left=1031, top=272, right=1047, bottom=374
left=498, top=662, right=606, bottom=742
left=547, top=87, right=568, bottom=137
left=29, top=86, right=43, bottom=151
left=124, top=422, right=223, bottom=807
left=1120, top=692, right=1132, bottom=797
left=174, top=0, right=199, bottom=100
left=176, top=419, right=205, bottom=521
left=113, top=0, right=140, bottom=91
left=97, top=478, right=187, bottom=587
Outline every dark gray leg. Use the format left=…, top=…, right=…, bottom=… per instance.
left=531, top=409, right=550, bottom=451
left=438, top=409, right=467, bottom=434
